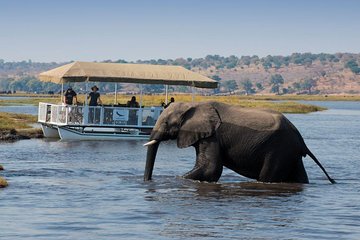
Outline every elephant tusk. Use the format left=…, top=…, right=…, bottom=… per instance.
left=143, top=140, right=157, bottom=147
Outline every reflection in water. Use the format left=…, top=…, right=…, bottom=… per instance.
left=192, top=181, right=304, bottom=198
left=142, top=177, right=305, bottom=239
left=145, top=177, right=304, bottom=200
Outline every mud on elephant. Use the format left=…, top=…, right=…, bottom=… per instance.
left=144, top=102, right=335, bottom=184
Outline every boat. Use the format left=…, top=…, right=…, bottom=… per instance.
left=37, top=61, right=218, bottom=140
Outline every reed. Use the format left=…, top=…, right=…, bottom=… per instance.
left=0, top=94, right=327, bottom=115
left=0, top=94, right=328, bottom=132
left=0, top=97, right=59, bottom=106
left=0, top=112, right=37, bottom=130
left=96, top=94, right=326, bottom=113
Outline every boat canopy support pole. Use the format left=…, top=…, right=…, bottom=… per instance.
left=139, top=84, right=143, bottom=107
left=138, top=84, right=143, bottom=126
left=191, top=87, right=195, bottom=102
left=85, top=80, right=89, bottom=106
left=83, top=78, right=89, bottom=124
left=114, top=83, right=118, bottom=105
left=165, top=85, right=169, bottom=104
left=61, top=83, right=64, bottom=104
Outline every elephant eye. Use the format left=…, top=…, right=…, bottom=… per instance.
left=163, top=121, right=169, bottom=126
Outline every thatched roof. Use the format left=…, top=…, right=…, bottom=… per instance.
left=39, top=61, right=218, bottom=89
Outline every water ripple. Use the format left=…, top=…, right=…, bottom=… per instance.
left=1, top=102, right=360, bottom=239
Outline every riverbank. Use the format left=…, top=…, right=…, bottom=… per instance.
left=0, top=177, right=8, bottom=188
left=1, top=93, right=344, bottom=140
left=0, top=162, right=8, bottom=188
left=2, top=93, right=360, bottom=102
left=1, top=94, right=328, bottom=113
left=0, top=112, right=43, bottom=140
left=0, top=128, right=43, bottom=141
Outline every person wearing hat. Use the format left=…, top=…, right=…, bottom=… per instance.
left=126, top=96, right=140, bottom=108
left=164, top=97, right=175, bottom=108
left=88, top=85, right=102, bottom=106
left=64, top=87, right=77, bottom=105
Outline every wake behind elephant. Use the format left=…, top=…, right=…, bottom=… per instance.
left=144, top=101, right=335, bottom=184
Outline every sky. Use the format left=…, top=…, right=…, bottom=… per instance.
left=0, top=0, right=359, bottom=62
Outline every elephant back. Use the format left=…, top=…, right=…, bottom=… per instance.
left=212, top=102, right=283, bottom=132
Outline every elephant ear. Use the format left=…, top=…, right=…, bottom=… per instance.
left=177, top=103, right=221, bottom=148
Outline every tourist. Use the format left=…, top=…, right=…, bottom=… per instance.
left=164, top=97, right=175, bottom=108
left=64, top=87, right=77, bottom=105
left=127, top=96, right=140, bottom=108
left=88, top=85, right=102, bottom=106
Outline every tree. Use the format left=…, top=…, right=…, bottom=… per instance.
left=26, top=78, right=43, bottom=93
left=345, top=59, right=360, bottom=74
left=270, top=74, right=284, bottom=95
left=301, top=78, right=317, bottom=94
left=271, top=85, right=280, bottom=95
left=223, top=80, right=238, bottom=94
left=143, top=84, right=164, bottom=94
left=292, top=82, right=302, bottom=93
left=240, top=56, right=251, bottom=66
left=256, top=82, right=264, bottom=91
left=262, top=60, right=272, bottom=70
left=115, top=59, right=128, bottom=63
left=241, top=79, right=255, bottom=95
left=9, top=79, right=25, bottom=92
left=292, top=79, right=317, bottom=94
left=211, top=75, right=222, bottom=81
left=0, top=78, right=12, bottom=91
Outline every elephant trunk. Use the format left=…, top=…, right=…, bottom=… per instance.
left=144, top=141, right=160, bottom=181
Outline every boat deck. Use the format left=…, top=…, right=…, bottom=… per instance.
left=38, top=102, right=163, bottom=140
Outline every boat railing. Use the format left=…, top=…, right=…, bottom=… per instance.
left=38, top=102, right=163, bottom=128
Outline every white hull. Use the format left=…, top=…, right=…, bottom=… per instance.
left=58, top=126, right=150, bottom=141
left=38, top=103, right=160, bottom=141
left=41, top=124, right=60, bottom=138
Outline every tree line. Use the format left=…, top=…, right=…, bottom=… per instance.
left=0, top=52, right=359, bottom=94
left=2, top=53, right=359, bottom=73
left=212, top=74, right=318, bottom=95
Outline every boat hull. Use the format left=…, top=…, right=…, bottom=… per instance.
left=58, top=126, right=150, bottom=141
left=40, top=124, right=60, bottom=138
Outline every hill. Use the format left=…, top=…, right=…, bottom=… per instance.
left=0, top=53, right=360, bottom=94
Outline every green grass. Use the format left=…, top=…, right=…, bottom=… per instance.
left=0, top=112, right=37, bottom=131
left=1, top=93, right=328, bottom=114
left=0, top=94, right=329, bottom=133
left=0, top=97, right=59, bottom=106
left=233, top=94, right=360, bottom=101
left=96, top=94, right=326, bottom=113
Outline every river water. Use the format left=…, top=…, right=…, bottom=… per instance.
left=1, top=101, right=360, bottom=239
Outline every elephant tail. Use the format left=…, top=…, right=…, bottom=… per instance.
left=305, top=147, right=336, bottom=184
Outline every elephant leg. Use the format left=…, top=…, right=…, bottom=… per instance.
left=183, top=135, right=223, bottom=182
left=287, top=157, right=309, bottom=183
left=258, top=152, right=309, bottom=183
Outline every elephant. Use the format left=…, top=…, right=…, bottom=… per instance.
left=144, top=102, right=335, bottom=184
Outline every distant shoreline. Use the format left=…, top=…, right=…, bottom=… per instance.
left=3, top=93, right=359, bottom=141
left=1, top=93, right=360, bottom=101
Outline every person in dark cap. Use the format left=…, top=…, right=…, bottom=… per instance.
left=126, top=96, right=140, bottom=125
left=87, top=85, right=102, bottom=124
left=64, top=87, right=77, bottom=105
left=166, top=97, right=175, bottom=108
left=127, top=96, right=140, bottom=108
left=88, top=85, right=102, bottom=106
